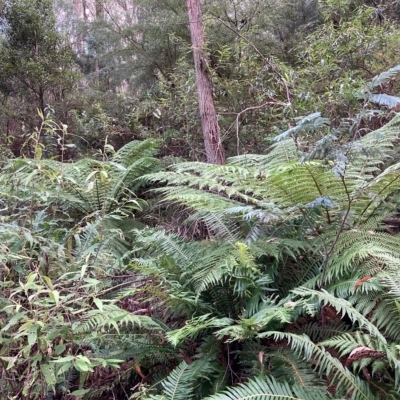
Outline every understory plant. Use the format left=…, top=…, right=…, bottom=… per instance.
left=0, top=137, right=165, bottom=398
left=131, top=110, right=400, bottom=399
left=3, top=69, right=400, bottom=399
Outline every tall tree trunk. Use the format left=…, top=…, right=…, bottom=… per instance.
left=73, top=0, right=84, bottom=52
left=94, top=0, right=104, bottom=86
left=186, top=0, right=225, bottom=165
left=95, top=0, right=104, bottom=18
left=82, top=0, right=88, bottom=19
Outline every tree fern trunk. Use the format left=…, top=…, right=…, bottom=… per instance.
left=186, top=0, right=225, bottom=165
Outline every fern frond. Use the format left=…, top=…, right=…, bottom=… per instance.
left=367, top=297, right=400, bottom=341
left=166, top=314, right=233, bottom=346
left=203, top=376, right=332, bottom=400
left=320, top=332, right=387, bottom=358
left=291, top=288, right=387, bottom=345
left=74, top=304, right=161, bottom=334
left=370, top=94, right=400, bottom=109
left=112, top=139, right=159, bottom=167
left=379, top=270, right=400, bottom=299
left=293, top=320, right=354, bottom=342
left=357, top=113, right=400, bottom=164
left=229, top=139, right=299, bottom=169
left=148, top=357, right=223, bottom=400
left=274, top=113, right=330, bottom=142
left=367, top=65, right=400, bottom=90
left=159, top=362, right=194, bottom=400
left=258, top=332, right=378, bottom=400
left=269, top=350, right=325, bottom=389
left=322, top=230, right=400, bottom=285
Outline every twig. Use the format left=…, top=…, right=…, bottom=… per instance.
left=321, top=172, right=352, bottom=286
left=215, top=17, right=292, bottom=105
left=234, top=101, right=285, bottom=155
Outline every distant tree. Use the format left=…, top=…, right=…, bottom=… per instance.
left=0, top=0, right=76, bottom=115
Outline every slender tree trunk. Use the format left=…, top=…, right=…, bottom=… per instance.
left=186, top=0, right=225, bottom=165
left=94, top=0, right=104, bottom=86
left=95, top=0, right=104, bottom=18
left=72, top=1, right=82, bottom=52
left=82, top=0, right=88, bottom=19
left=38, top=87, right=45, bottom=116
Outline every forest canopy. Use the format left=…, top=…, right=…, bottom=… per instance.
left=2, top=1, right=400, bottom=399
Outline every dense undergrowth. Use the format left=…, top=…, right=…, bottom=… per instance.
left=3, top=1, right=400, bottom=399
left=3, top=88, right=400, bottom=398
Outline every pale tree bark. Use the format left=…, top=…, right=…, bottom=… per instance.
left=94, top=0, right=104, bottom=86
left=82, top=0, right=88, bottom=19
left=72, top=0, right=85, bottom=52
left=186, top=0, right=225, bottom=165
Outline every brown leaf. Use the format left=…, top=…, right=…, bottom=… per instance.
left=135, top=363, right=146, bottom=379
left=354, top=276, right=372, bottom=289
left=345, top=346, right=386, bottom=367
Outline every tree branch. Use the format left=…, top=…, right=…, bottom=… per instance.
left=214, top=16, right=292, bottom=105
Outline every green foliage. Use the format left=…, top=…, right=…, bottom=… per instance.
left=202, top=376, right=332, bottom=400
left=135, top=107, right=400, bottom=398
left=0, top=0, right=79, bottom=158
left=0, top=132, right=165, bottom=398
left=4, top=1, right=400, bottom=398
left=0, top=0, right=76, bottom=110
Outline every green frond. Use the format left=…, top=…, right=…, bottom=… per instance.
left=228, top=138, right=299, bottom=169
left=258, top=332, right=378, bottom=400
left=367, top=65, right=400, bottom=91
left=145, top=356, right=223, bottom=400
left=320, top=332, right=387, bottom=358
left=214, top=302, right=293, bottom=342
left=294, top=320, right=354, bottom=342
left=353, top=161, right=400, bottom=222
left=112, top=139, right=159, bottom=167
left=357, top=113, right=400, bottom=164
left=191, top=242, right=270, bottom=297
left=108, top=156, right=162, bottom=207
left=320, top=332, right=400, bottom=382
left=368, top=298, right=400, bottom=341
left=291, top=288, right=387, bottom=345
left=265, top=161, right=343, bottom=211
left=322, top=230, right=400, bottom=285
left=151, top=172, right=258, bottom=206
left=203, top=376, right=332, bottom=400
left=74, top=304, right=161, bottom=334
left=166, top=314, right=233, bottom=347
left=370, top=94, right=400, bottom=109
left=326, top=277, right=382, bottom=299
left=379, top=270, right=400, bottom=299
left=292, top=288, right=400, bottom=382
left=273, top=113, right=330, bottom=143
left=1, top=139, right=161, bottom=219
left=269, top=350, right=325, bottom=389
left=187, top=209, right=242, bottom=243
left=158, top=362, right=194, bottom=400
